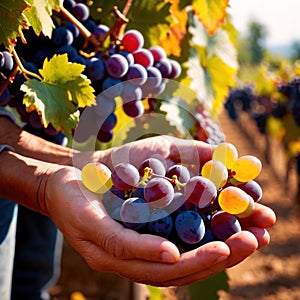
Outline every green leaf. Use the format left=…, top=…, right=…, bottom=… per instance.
left=189, top=271, right=229, bottom=300
left=0, top=0, right=28, bottom=46
left=21, top=54, right=95, bottom=133
left=24, top=0, right=62, bottom=38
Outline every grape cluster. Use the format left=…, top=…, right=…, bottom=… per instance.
left=0, top=0, right=182, bottom=145
left=81, top=142, right=263, bottom=252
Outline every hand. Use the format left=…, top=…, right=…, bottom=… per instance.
left=40, top=137, right=276, bottom=287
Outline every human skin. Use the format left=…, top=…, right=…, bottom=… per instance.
left=0, top=116, right=276, bottom=286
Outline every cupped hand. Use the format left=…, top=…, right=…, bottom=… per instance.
left=40, top=165, right=275, bottom=287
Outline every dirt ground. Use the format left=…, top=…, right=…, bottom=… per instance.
left=50, top=110, right=300, bottom=300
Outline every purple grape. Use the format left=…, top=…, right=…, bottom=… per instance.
left=237, top=180, right=262, bottom=202
left=168, top=59, right=182, bottom=79
left=155, top=58, right=172, bottom=78
left=133, top=48, right=154, bottom=68
left=0, top=51, right=14, bottom=75
left=120, top=197, right=150, bottom=230
left=119, top=50, right=134, bottom=65
left=52, top=26, right=74, bottom=46
left=0, top=88, right=11, bottom=106
left=210, top=211, right=242, bottom=241
left=95, top=94, right=116, bottom=117
left=102, top=77, right=123, bottom=98
left=166, top=164, right=190, bottom=184
left=138, top=157, right=166, bottom=177
left=43, top=123, right=58, bottom=136
left=97, top=129, right=113, bottom=143
left=64, top=21, right=80, bottom=38
left=184, top=176, right=217, bottom=208
left=56, top=45, right=78, bottom=61
left=143, top=177, right=174, bottom=208
left=121, top=83, right=143, bottom=103
left=126, top=64, right=148, bottom=86
left=28, top=110, right=43, bottom=129
left=148, top=209, right=173, bottom=236
left=93, top=24, right=109, bottom=40
left=122, top=29, right=144, bottom=53
left=102, top=189, right=125, bottom=221
left=175, top=210, right=205, bottom=244
left=97, top=112, right=117, bottom=132
left=122, top=100, right=144, bottom=118
left=143, top=66, right=162, bottom=91
left=72, top=3, right=90, bottom=21
left=86, top=57, right=105, bottom=81
left=105, top=54, right=129, bottom=78
left=111, top=162, right=140, bottom=191
left=165, top=192, right=186, bottom=215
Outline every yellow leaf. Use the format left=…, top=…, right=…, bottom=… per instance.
left=159, top=0, right=188, bottom=56
left=192, top=0, right=229, bottom=35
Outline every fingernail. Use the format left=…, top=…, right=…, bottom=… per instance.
left=161, top=251, right=177, bottom=263
left=214, top=255, right=228, bottom=264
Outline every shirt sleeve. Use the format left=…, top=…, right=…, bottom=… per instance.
left=0, top=108, right=17, bottom=124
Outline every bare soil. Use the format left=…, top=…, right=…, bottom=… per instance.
left=50, top=110, right=300, bottom=300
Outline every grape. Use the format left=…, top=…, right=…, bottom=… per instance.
left=49, top=131, right=68, bottom=146
left=28, top=110, right=43, bottom=129
left=56, top=45, right=78, bottom=61
left=232, top=155, right=262, bottom=182
left=155, top=58, right=172, bottom=78
left=201, top=160, right=228, bottom=189
left=122, top=29, right=144, bottom=53
left=143, top=177, right=174, bottom=208
left=143, top=66, right=162, bottom=89
left=237, top=180, right=262, bottom=202
left=148, top=209, right=173, bottom=236
left=149, top=46, right=167, bottom=62
left=165, top=192, right=186, bottom=215
left=43, top=123, right=58, bottom=136
left=218, top=186, right=253, bottom=215
left=210, top=211, right=242, bottom=241
left=93, top=24, right=109, bottom=40
left=102, top=77, right=123, bottom=98
left=120, top=197, right=150, bottom=230
left=72, top=3, right=90, bottom=21
left=121, top=82, right=142, bottom=103
left=213, top=142, right=238, bottom=169
left=97, top=129, right=113, bottom=143
left=138, top=158, right=166, bottom=177
left=64, top=21, right=80, bottom=39
left=184, top=176, right=217, bottom=208
left=86, top=57, right=105, bottom=81
left=105, top=54, right=129, bottom=78
left=102, top=189, right=124, bottom=221
left=168, top=59, right=182, bottom=79
left=81, top=162, right=112, bottom=194
left=198, top=228, right=216, bottom=246
left=97, top=112, right=117, bottom=132
left=0, top=51, right=14, bottom=75
left=119, top=50, right=134, bottom=65
left=123, top=100, right=144, bottom=118
left=52, top=26, right=74, bottom=46
left=175, top=210, right=205, bottom=244
left=0, top=88, right=11, bottom=106
left=126, top=64, right=148, bottom=86
left=111, top=162, right=140, bottom=191
left=133, top=48, right=154, bottom=68
left=166, top=164, right=190, bottom=184
left=95, top=94, right=116, bottom=117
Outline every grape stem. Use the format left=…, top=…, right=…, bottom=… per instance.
left=11, top=48, right=43, bottom=81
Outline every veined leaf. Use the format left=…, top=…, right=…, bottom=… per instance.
left=24, top=0, right=62, bottom=38
left=192, top=0, right=229, bottom=35
left=21, top=54, right=95, bottom=133
left=0, top=0, right=28, bottom=46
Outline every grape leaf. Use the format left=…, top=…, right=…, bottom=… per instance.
left=24, top=0, right=62, bottom=38
left=21, top=54, right=95, bottom=133
left=0, top=0, right=28, bottom=46
left=192, top=0, right=229, bottom=35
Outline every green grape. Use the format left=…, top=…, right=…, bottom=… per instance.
left=212, top=142, right=238, bottom=169
left=232, top=155, right=262, bottom=182
left=81, top=162, right=112, bottom=193
left=218, top=186, right=252, bottom=215
left=201, top=160, right=228, bottom=189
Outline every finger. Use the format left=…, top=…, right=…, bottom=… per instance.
left=225, top=230, right=258, bottom=268
left=167, top=136, right=214, bottom=167
left=243, top=226, right=270, bottom=249
left=87, top=240, right=230, bottom=286
left=239, top=203, right=276, bottom=228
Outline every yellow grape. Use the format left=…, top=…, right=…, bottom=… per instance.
left=235, top=196, right=255, bottom=218
left=232, top=155, right=262, bottom=182
left=81, top=162, right=112, bottom=193
left=212, top=142, right=238, bottom=169
left=218, top=186, right=252, bottom=215
left=201, top=160, right=228, bottom=189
